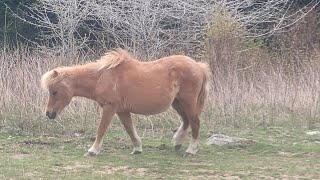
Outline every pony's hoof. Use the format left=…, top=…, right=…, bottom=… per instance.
left=84, top=151, right=97, bottom=157
left=183, top=152, right=194, bottom=158
left=130, top=150, right=142, bottom=154
left=174, top=144, right=182, bottom=151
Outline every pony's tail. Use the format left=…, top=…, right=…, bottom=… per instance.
left=197, top=62, right=212, bottom=111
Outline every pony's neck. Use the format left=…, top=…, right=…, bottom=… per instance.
left=65, top=63, right=102, bottom=100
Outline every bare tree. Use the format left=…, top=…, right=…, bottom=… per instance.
left=16, top=0, right=320, bottom=59
left=18, top=0, right=93, bottom=56
left=85, top=0, right=214, bottom=59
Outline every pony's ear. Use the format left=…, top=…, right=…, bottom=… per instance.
left=52, top=70, right=58, bottom=78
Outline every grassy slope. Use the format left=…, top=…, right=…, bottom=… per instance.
left=0, top=127, right=320, bottom=179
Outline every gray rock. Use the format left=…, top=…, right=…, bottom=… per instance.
left=206, top=134, right=252, bottom=146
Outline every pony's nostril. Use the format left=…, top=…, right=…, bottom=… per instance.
left=46, top=111, right=57, bottom=119
left=51, top=112, right=57, bottom=119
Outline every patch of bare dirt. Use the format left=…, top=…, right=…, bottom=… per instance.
left=0, top=144, right=5, bottom=150
left=62, top=163, right=92, bottom=171
left=22, top=139, right=52, bottom=146
left=277, top=151, right=296, bottom=157
left=11, top=153, right=31, bottom=160
left=24, top=172, right=37, bottom=177
left=181, top=172, right=242, bottom=180
left=179, top=168, right=246, bottom=179
left=58, top=163, right=150, bottom=177
left=277, top=151, right=320, bottom=158
left=94, top=165, right=148, bottom=177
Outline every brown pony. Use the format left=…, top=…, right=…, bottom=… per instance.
left=41, top=49, right=211, bottom=156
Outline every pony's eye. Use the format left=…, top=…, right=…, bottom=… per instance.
left=52, top=91, right=58, bottom=96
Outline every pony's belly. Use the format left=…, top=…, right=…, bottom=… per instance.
left=131, top=105, right=170, bottom=115
left=123, top=96, right=174, bottom=115
left=132, top=104, right=171, bottom=115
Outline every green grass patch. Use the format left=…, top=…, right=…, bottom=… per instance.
left=1, top=126, right=320, bottom=179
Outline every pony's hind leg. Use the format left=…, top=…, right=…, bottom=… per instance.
left=185, top=114, right=200, bottom=156
left=176, top=96, right=201, bottom=156
left=117, top=112, right=142, bottom=154
left=172, top=99, right=189, bottom=151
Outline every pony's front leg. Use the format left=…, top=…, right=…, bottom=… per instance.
left=85, top=105, right=116, bottom=156
left=117, top=112, right=142, bottom=154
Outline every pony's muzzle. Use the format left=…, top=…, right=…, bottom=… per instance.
left=46, top=111, right=57, bottom=119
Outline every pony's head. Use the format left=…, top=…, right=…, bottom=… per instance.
left=41, top=69, right=73, bottom=119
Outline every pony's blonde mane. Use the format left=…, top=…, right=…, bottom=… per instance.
left=41, top=69, right=64, bottom=90
left=98, top=48, right=133, bottom=70
left=41, top=48, right=132, bottom=90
